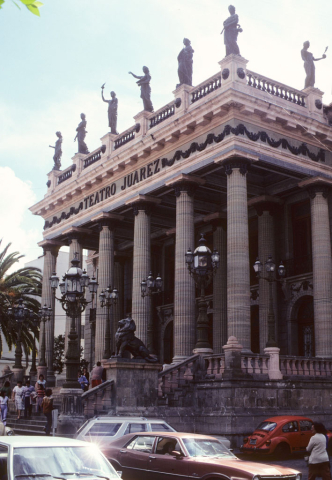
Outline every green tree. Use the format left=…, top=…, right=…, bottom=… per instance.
left=0, top=0, right=43, bottom=16
left=0, top=240, right=42, bottom=358
left=53, top=334, right=65, bottom=374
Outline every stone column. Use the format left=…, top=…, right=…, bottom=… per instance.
left=212, top=218, right=227, bottom=353
left=165, top=174, right=205, bottom=362
left=126, top=196, right=160, bottom=347
left=39, top=243, right=59, bottom=386
left=112, top=259, right=124, bottom=354
left=248, top=197, right=282, bottom=352
left=222, top=158, right=251, bottom=351
left=307, top=183, right=332, bottom=357
left=95, top=221, right=114, bottom=362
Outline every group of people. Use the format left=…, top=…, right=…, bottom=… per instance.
left=77, top=362, right=106, bottom=391
left=7, top=374, right=54, bottom=435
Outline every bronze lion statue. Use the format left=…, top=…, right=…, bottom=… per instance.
left=114, top=315, right=158, bottom=363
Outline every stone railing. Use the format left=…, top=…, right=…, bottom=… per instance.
left=191, top=73, right=222, bottom=104
left=241, top=354, right=269, bottom=375
left=205, top=354, right=225, bottom=379
left=149, top=98, right=181, bottom=128
left=57, top=164, right=76, bottom=185
left=83, top=145, right=106, bottom=169
left=280, top=356, right=332, bottom=377
left=114, top=124, right=140, bottom=150
left=158, top=354, right=202, bottom=397
left=81, top=379, right=114, bottom=417
left=246, top=70, right=306, bottom=107
left=0, top=371, right=14, bottom=389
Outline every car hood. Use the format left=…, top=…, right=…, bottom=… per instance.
left=191, top=457, right=299, bottom=476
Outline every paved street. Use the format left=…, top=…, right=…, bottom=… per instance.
left=237, top=453, right=328, bottom=480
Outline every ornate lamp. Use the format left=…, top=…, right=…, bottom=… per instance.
left=141, top=272, right=163, bottom=298
left=99, top=286, right=119, bottom=359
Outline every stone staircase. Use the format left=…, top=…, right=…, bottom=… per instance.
left=6, top=387, right=62, bottom=436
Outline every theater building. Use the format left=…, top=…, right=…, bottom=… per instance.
left=30, top=54, right=332, bottom=397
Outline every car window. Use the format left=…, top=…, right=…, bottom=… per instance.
left=85, top=422, right=122, bottom=437
left=123, top=423, right=147, bottom=435
left=150, top=423, right=173, bottom=432
left=282, top=421, right=299, bottom=433
left=126, top=436, right=155, bottom=453
left=300, top=420, right=313, bottom=432
left=155, top=437, right=183, bottom=455
left=255, top=421, right=277, bottom=432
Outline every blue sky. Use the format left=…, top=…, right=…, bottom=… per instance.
left=1, top=0, right=331, bottom=266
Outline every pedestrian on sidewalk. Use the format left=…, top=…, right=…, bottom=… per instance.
left=41, top=388, right=53, bottom=436
left=91, top=362, right=103, bottom=388
left=12, top=381, right=24, bottom=420
left=36, top=383, right=45, bottom=415
left=23, top=380, right=35, bottom=418
left=306, top=422, right=331, bottom=480
left=0, top=391, right=8, bottom=426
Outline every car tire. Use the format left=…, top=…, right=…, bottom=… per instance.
left=274, top=443, right=291, bottom=459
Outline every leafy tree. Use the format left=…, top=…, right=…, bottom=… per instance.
left=0, top=0, right=43, bottom=16
left=0, top=240, right=42, bottom=358
left=53, top=334, right=65, bottom=374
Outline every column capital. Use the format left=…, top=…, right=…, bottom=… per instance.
left=248, top=195, right=283, bottom=216
left=298, top=176, right=332, bottom=199
left=91, top=212, right=124, bottom=229
left=165, top=173, right=205, bottom=197
left=203, top=212, right=227, bottom=231
left=221, top=157, right=252, bottom=176
left=38, top=240, right=61, bottom=257
left=126, top=194, right=161, bottom=216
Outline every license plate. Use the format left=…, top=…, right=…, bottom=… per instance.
left=250, top=439, right=257, bottom=445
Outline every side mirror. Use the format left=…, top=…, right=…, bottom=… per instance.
left=172, top=451, right=183, bottom=458
left=116, top=471, right=122, bottom=478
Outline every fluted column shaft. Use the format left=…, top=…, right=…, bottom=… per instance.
left=309, top=187, right=332, bottom=357
left=224, top=159, right=251, bottom=350
left=213, top=222, right=227, bottom=352
left=258, top=210, right=277, bottom=352
left=173, top=186, right=196, bottom=361
left=132, top=207, right=151, bottom=347
left=41, top=246, right=59, bottom=380
left=112, top=260, right=124, bottom=354
left=95, top=224, right=114, bottom=362
left=65, top=238, right=83, bottom=356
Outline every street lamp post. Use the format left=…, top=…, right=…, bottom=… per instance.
left=29, top=313, right=40, bottom=378
left=7, top=298, right=37, bottom=371
left=140, top=272, right=163, bottom=298
left=99, top=286, right=119, bottom=359
left=38, top=304, right=52, bottom=367
left=50, top=253, right=98, bottom=388
left=253, top=255, right=286, bottom=347
left=185, top=234, right=220, bottom=352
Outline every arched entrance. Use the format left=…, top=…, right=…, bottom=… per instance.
left=163, top=321, right=173, bottom=364
left=297, top=296, right=314, bottom=357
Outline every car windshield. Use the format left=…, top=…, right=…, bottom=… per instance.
left=182, top=438, right=235, bottom=458
left=255, top=421, right=277, bottom=432
left=13, top=446, right=119, bottom=479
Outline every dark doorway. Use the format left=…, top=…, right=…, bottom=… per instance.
left=251, top=305, right=260, bottom=353
left=163, top=321, right=174, bottom=364
left=297, top=296, right=314, bottom=357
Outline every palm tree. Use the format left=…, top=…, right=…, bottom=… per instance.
left=0, top=240, right=42, bottom=359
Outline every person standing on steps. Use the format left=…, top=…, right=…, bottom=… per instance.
left=0, top=391, right=8, bottom=426
left=41, top=388, right=54, bottom=436
left=23, top=380, right=35, bottom=418
left=12, top=381, right=24, bottom=420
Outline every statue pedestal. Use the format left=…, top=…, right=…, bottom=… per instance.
left=103, top=358, right=162, bottom=415
left=100, top=132, right=118, bottom=157
left=302, top=86, right=324, bottom=121
left=57, top=388, right=84, bottom=436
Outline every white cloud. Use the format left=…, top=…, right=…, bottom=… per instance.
left=0, top=167, right=43, bottom=271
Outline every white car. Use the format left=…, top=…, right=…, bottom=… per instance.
left=0, top=436, right=121, bottom=479
left=75, top=416, right=176, bottom=445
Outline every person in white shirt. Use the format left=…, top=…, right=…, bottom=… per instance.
left=306, top=422, right=331, bottom=480
left=0, top=391, right=8, bottom=426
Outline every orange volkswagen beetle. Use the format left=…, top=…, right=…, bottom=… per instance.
left=241, top=416, right=332, bottom=457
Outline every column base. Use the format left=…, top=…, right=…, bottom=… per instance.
left=193, top=348, right=213, bottom=355
left=57, top=388, right=84, bottom=436
left=264, top=346, right=283, bottom=380
left=171, top=355, right=190, bottom=364
left=11, top=368, right=25, bottom=384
